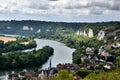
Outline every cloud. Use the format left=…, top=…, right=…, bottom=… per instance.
left=48, top=0, right=59, bottom=1
left=0, top=0, right=120, bottom=22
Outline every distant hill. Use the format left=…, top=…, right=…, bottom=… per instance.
left=0, top=20, right=119, bottom=42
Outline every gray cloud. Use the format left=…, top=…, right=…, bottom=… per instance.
left=0, top=0, right=120, bottom=22
left=23, top=0, right=49, bottom=10
left=48, top=0, right=59, bottom=1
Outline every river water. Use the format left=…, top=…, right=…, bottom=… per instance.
left=0, top=34, right=75, bottom=80
left=35, top=39, right=75, bottom=69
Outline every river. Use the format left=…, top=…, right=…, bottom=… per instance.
left=0, top=34, right=75, bottom=80
left=35, top=39, right=75, bottom=69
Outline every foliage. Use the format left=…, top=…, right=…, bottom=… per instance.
left=56, top=70, right=73, bottom=80
left=0, top=36, right=37, bottom=53
left=76, top=69, right=96, bottom=78
left=83, top=69, right=120, bottom=80
left=0, top=46, right=54, bottom=70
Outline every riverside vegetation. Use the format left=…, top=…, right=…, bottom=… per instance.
left=0, top=36, right=54, bottom=70
left=0, top=46, right=54, bottom=70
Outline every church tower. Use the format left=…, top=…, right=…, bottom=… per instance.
left=49, top=59, right=51, bottom=70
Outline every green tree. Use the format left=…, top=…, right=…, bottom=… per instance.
left=56, top=70, right=73, bottom=80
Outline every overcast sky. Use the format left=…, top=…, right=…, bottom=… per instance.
left=0, top=0, right=120, bottom=22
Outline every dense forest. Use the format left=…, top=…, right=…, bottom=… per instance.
left=0, top=46, right=54, bottom=70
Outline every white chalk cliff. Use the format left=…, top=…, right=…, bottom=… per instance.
left=76, top=30, right=80, bottom=35
left=88, top=29, right=94, bottom=38
left=83, top=30, right=87, bottom=36
left=80, top=31, right=84, bottom=36
left=30, top=27, right=33, bottom=31
left=97, top=30, right=105, bottom=40
left=76, top=29, right=94, bottom=38
left=36, top=29, right=41, bottom=33
left=23, top=26, right=29, bottom=30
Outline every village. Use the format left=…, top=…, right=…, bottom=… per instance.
left=8, top=44, right=116, bottom=80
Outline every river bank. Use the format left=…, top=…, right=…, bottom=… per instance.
left=0, top=34, right=75, bottom=80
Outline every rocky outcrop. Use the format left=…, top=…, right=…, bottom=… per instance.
left=30, top=27, right=33, bottom=31
left=88, top=29, right=94, bottom=38
left=36, top=29, right=41, bottom=33
left=7, top=26, right=11, bottom=29
left=76, top=28, right=94, bottom=38
left=22, top=26, right=34, bottom=31
left=97, top=30, right=105, bottom=40
left=23, top=26, right=30, bottom=30
left=83, top=30, right=87, bottom=36
left=76, top=30, right=80, bottom=36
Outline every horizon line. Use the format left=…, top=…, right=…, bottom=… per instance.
left=0, top=19, right=120, bottom=23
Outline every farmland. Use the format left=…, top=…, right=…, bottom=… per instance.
left=0, top=36, right=16, bottom=43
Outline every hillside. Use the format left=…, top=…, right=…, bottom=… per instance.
left=0, top=21, right=119, bottom=40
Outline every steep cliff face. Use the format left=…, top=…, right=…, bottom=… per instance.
left=83, top=30, right=87, bottom=36
left=76, top=28, right=94, bottom=38
left=23, top=26, right=30, bottom=30
left=76, top=27, right=120, bottom=44
left=76, top=30, right=80, bottom=36
left=88, top=29, right=94, bottom=38
left=97, top=30, right=105, bottom=40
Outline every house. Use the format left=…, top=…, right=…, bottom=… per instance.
left=81, top=55, right=88, bottom=62
left=18, top=69, right=27, bottom=80
left=104, top=64, right=111, bottom=69
left=104, top=62, right=115, bottom=69
left=57, top=63, right=80, bottom=72
left=37, top=70, right=47, bottom=80
left=8, top=71, right=19, bottom=80
left=37, top=68, right=58, bottom=80
left=86, top=47, right=95, bottom=54
left=98, top=46, right=110, bottom=57
left=9, top=70, right=38, bottom=80
left=24, top=71, right=38, bottom=80
left=37, top=59, right=58, bottom=80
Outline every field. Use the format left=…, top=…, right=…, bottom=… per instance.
left=0, top=36, right=16, bottom=43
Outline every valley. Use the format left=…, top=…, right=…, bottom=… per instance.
left=0, top=20, right=120, bottom=80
